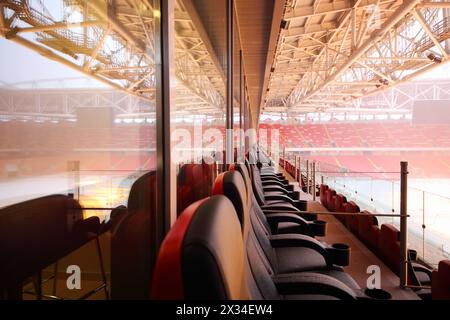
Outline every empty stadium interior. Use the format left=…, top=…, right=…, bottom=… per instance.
left=1, top=0, right=450, bottom=302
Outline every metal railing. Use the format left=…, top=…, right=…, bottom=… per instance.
left=283, top=153, right=450, bottom=269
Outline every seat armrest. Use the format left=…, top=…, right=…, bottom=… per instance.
left=266, top=213, right=309, bottom=225
left=270, top=234, right=331, bottom=266
left=261, top=203, right=300, bottom=213
left=262, top=180, right=287, bottom=187
left=264, top=194, right=295, bottom=204
left=260, top=172, right=284, bottom=177
left=273, top=272, right=357, bottom=300
left=261, top=177, right=288, bottom=184
left=263, top=184, right=288, bottom=191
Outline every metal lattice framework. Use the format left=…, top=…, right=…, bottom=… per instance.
left=263, top=0, right=450, bottom=115
left=360, top=78, right=450, bottom=109
left=0, top=0, right=225, bottom=115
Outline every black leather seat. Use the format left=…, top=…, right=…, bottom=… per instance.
left=213, top=170, right=360, bottom=291
left=246, top=160, right=315, bottom=221
left=152, top=196, right=359, bottom=300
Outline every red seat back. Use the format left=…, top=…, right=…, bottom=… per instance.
left=378, top=224, right=400, bottom=275
left=177, top=163, right=216, bottom=215
left=326, top=189, right=337, bottom=211
left=152, top=196, right=246, bottom=300
left=112, top=171, right=158, bottom=299
left=334, top=194, right=347, bottom=222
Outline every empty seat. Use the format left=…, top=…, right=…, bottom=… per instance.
left=326, top=189, right=337, bottom=212
left=357, top=211, right=380, bottom=253
left=248, top=162, right=309, bottom=214
left=111, top=171, right=158, bottom=299
left=320, top=184, right=329, bottom=207
left=334, top=194, right=347, bottom=223
left=177, top=163, right=216, bottom=215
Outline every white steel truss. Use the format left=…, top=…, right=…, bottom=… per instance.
left=262, top=78, right=450, bottom=117
left=264, top=0, right=450, bottom=114
left=0, top=0, right=225, bottom=115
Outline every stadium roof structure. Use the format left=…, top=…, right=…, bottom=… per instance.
left=1, top=0, right=450, bottom=123
left=262, top=0, right=450, bottom=118
left=0, top=0, right=225, bottom=117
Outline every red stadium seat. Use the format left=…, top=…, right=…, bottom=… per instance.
left=357, top=211, right=380, bottom=254
left=326, top=189, right=337, bottom=212
left=432, top=260, right=450, bottom=300
left=111, top=171, right=158, bottom=299
left=320, top=184, right=329, bottom=207
left=334, top=194, right=347, bottom=223
left=176, top=163, right=216, bottom=215
left=378, top=224, right=400, bottom=274
left=344, top=201, right=360, bottom=234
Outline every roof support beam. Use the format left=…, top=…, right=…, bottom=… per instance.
left=8, top=34, right=152, bottom=102
left=86, top=0, right=147, bottom=52
left=0, top=7, right=9, bottom=36
left=417, top=2, right=450, bottom=9
left=284, top=0, right=395, bottom=20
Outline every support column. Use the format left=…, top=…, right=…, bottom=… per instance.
left=400, top=161, right=409, bottom=288
left=298, top=156, right=301, bottom=184
left=312, top=161, right=316, bottom=201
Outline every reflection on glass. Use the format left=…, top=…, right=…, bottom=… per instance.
left=0, top=0, right=157, bottom=300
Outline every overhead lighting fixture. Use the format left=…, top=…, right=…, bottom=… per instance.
left=427, top=53, right=442, bottom=63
